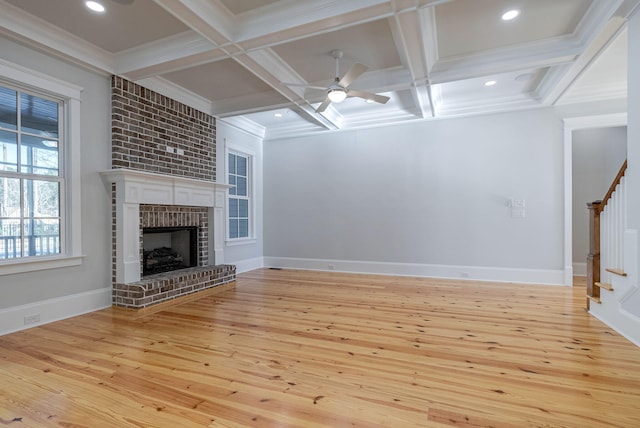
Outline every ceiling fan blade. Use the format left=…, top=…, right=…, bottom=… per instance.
left=315, top=97, right=332, bottom=113
left=347, top=90, right=390, bottom=104
left=281, top=82, right=327, bottom=90
left=338, top=63, right=368, bottom=88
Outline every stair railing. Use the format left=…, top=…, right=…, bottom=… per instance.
left=586, top=160, right=627, bottom=309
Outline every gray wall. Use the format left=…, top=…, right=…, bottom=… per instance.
left=264, top=108, right=565, bottom=282
left=572, top=126, right=627, bottom=272
left=0, top=37, right=112, bottom=309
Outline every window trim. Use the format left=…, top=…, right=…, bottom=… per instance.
left=225, top=145, right=256, bottom=245
left=0, top=59, right=84, bottom=275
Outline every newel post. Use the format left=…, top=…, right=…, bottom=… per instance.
left=586, top=201, right=602, bottom=310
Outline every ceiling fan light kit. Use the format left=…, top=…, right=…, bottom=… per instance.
left=327, top=88, right=347, bottom=103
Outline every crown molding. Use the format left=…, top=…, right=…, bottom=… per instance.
left=219, top=116, right=266, bottom=139
left=134, top=76, right=213, bottom=115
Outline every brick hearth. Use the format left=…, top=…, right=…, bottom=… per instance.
left=113, top=265, right=235, bottom=309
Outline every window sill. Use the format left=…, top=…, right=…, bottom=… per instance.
left=0, top=255, right=84, bottom=276
left=225, top=238, right=257, bottom=247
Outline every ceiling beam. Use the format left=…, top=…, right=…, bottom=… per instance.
left=153, top=0, right=234, bottom=47
left=389, top=5, right=433, bottom=118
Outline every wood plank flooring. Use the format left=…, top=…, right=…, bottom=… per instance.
left=1, top=268, right=640, bottom=427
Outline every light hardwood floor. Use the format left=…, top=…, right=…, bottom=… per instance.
left=1, top=269, right=639, bottom=427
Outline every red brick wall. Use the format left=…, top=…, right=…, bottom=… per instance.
left=111, top=76, right=216, bottom=181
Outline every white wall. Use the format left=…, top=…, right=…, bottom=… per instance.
left=264, top=108, right=565, bottom=284
left=572, top=127, right=627, bottom=274
left=217, top=121, right=264, bottom=273
left=0, top=37, right=112, bottom=333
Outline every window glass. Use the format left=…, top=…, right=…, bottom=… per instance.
left=237, top=156, right=247, bottom=176
left=228, top=174, right=236, bottom=195
left=228, top=151, right=251, bottom=240
left=21, top=134, right=59, bottom=175
left=24, top=180, right=60, bottom=217
left=0, top=177, right=20, bottom=217
left=0, top=87, right=17, bottom=130
left=236, top=177, right=247, bottom=196
left=229, top=219, right=238, bottom=239
left=0, top=84, right=62, bottom=260
left=0, top=130, right=18, bottom=172
left=239, top=199, right=248, bottom=217
left=229, top=198, right=238, bottom=218
left=20, top=93, right=59, bottom=137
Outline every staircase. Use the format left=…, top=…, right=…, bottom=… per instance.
left=586, top=160, right=640, bottom=346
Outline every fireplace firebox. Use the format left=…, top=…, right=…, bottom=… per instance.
left=142, top=226, right=198, bottom=276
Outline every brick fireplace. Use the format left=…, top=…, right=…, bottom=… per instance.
left=102, top=77, right=235, bottom=310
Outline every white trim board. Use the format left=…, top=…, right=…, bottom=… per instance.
left=233, top=257, right=264, bottom=274
left=0, top=287, right=111, bottom=337
left=573, top=262, right=587, bottom=277
left=263, top=257, right=566, bottom=285
left=590, top=304, right=640, bottom=348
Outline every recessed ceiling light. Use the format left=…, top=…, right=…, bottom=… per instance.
left=485, top=80, right=497, bottom=87
left=502, top=10, right=519, bottom=21
left=365, top=99, right=375, bottom=104
left=85, top=1, right=105, bottom=13
left=274, top=113, right=283, bottom=118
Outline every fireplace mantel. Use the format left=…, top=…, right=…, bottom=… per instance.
left=101, top=169, right=232, bottom=284
left=100, top=168, right=231, bottom=207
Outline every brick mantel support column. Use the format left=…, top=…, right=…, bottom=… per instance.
left=211, top=189, right=227, bottom=265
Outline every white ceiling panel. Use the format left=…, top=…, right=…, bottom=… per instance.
left=271, top=19, right=402, bottom=84
left=435, top=0, right=594, bottom=58
left=162, top=59, right=279, bottom=101
left=4, top=0, right=189, bottom=53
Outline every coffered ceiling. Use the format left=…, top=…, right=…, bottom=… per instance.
left=0, top=0, right=636, bottom=139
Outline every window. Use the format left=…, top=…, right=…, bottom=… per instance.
left=0, top=58, right=83, bottom=274
left=0, top=85, right=62, bottom=259
left=228, top=151, right=251, bottom=240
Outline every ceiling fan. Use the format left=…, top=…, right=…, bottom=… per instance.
left=283, top=50, right=390, bottom=113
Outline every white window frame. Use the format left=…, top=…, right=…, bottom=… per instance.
left=226, top=145, right=256, bottom=245
left=0, top=59, right=83, bottom=275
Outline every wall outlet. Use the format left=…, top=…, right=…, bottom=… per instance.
left=24, top=314, right=40, bottom=325
left=176, top=148, right=184, bottom=156
left=327, top=264, right=335, bottom=270
left=166, top=146, right=174, bottom=153
left=460, top=272, right=469, bottom=278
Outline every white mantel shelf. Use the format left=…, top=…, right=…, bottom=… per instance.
left=100, top=168, right=232, bottom=207
left=101, top=168, right=231, bottom=284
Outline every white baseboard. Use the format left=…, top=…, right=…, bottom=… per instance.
left=0, top=287, right=112, bottom=336
left=232, top=257, right=264, bottom=274
left=590, top=301, right=640, bottom=348
left=263, top=257, right=566, bottom=285
left=572, top=262, right=587, bottom=277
